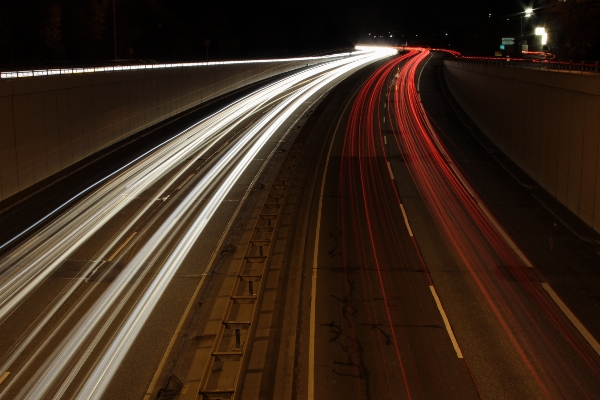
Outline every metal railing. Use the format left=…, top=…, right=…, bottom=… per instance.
left=434, top=48, right=600, bottom=75
left=455, top=57, right=598, bottom=75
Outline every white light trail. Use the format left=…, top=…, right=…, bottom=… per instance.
left=0, top=47, right=395, bottom=399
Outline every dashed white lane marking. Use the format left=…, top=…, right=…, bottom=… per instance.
left=384, top=135, right=387, bottom=145
left=430, top=286, right=463, bottom=358
left=387, top=161, right=395, bottom=180
left=542, top=283, right=600, bottom=356
left=107, top=231, right=137, bottom=262
left=399, top=204, right=413, bottom=237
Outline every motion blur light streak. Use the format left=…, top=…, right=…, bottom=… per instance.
left=76, top=51, right=396, bottom=400
left=326, top=46, right=600, bottom=399
left=0, top=47, right=395, bottom=399
left=386, top=49, right=600, bottom=397
left=336, top=50, right=437, bottom=399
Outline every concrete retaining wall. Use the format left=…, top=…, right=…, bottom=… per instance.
left=444, top=60, right=600, bottom=232
left=0, top=57, right=344, bottom=201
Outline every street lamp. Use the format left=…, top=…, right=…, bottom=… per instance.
left=113, top=0, right=118, bottom=61
left=519, top=8, right=533, bottom=53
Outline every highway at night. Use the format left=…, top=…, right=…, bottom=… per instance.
left=1, top=46, right=600, bottom=400
left=304, top=48, right=600, bottom=399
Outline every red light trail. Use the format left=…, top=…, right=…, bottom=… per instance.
left=337, top=48, right=600, bottom=398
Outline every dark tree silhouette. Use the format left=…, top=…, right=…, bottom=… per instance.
left=545, top=0, right=600, bottom=59
left=0, top=0, right=106, bottom=67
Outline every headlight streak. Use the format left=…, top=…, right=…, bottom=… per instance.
left=0, top=53, right=368, bottom=323
left=0, top=64, right=310, bottom=375
left=0, top=48, right=395, bottom=399
left=0, top=87, right=256, bottom=254
left=0, top=61, right=325, bottom=255
left=0, top=54, right=378, bottom=377
left=77, top=54, right=397, bottom=400
left=0, top=97, right=260, bottom=372
left=0, top=55, right=340, bottom=365
left=76, top=51, right=395, bottom=400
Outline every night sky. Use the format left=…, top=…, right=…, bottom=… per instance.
left=0, top=0, right=597, bottom=68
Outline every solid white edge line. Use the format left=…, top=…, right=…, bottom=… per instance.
left=308, top=90, right=358, bottom=400
left=429, top=286, right=463, bottom=358
left=476, top=203, right=534, bottom=268
left=417, top=53, right=432, bottom=93
left=541, top=283, right=600, bottom=356
left=399, top=204, right=414, bottom=237
left=387, top=161, right=395, bottom=180
left=0, top=371, right=9, bottom=385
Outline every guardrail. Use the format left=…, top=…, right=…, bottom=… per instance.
left=433, top=48, right=599, bottom=75
left=454, top=57, right=599, bottom=75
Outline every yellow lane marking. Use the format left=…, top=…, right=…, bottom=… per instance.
left=176, top=174, right=195, bottom=190
left=0, top=371, right=10, bottom=385
left=430, top=286, right=463, bottom=358
left=142, top=275, right=207, bottom=400
left=542, top=283, right=600, bottom=356
left=107, top=231, right=137, bottom=262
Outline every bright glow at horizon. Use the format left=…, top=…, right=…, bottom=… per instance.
left=355, top=45, right=398, bottom=53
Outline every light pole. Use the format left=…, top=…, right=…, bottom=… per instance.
left=519, top=8, right=533, bottom=54
left=113, top=0, right=117, bottom=61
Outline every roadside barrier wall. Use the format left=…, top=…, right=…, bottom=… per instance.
left=0, top=56, right=347, bottom=201
left=444, top=59, right=600, bottom=232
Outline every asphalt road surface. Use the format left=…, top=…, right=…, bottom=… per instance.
left=2, top=47, right=600, bottom=400
left=294, top=50, right=600, bottom=399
